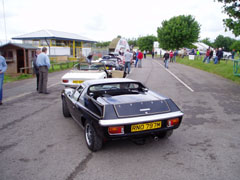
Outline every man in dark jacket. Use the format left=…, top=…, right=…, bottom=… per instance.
left=163, top=51, right=170, bottom=68
left=214, top=48, right=223, bottom=64
left=87, top=53, right=94, bottom=64
left=208, top=49, right=213, bottom=63
left=33, top=48, right=41, bottom=91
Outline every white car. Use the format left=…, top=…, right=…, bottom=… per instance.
left=61, top=63, right=108, bottom=87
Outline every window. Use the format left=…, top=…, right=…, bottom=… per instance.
left=23, top=40, right=32, bottom=44
left=40, top=39, right=50, bottom=46
left=51, top=40, right=56, bottom=46
left=33, top=40, right=39, bottom=46
left=83, top=42, right=91, bottom=48
left=7, top=51, right=13, bottom=58
left=31, top=51, right=35, bottom=58
left=75, top=41, right=81, bottom=47
left=63, top=41, right=69, bottom=46
left=72, top=85, right=84, bottom=101
left=56, top=40, right=69, bottom=47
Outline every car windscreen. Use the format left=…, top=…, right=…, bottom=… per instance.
left=100, top=60, right=116, bottom=65
left=74, top=63, right=105, bottom=71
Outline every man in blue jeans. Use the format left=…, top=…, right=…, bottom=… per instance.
left=0, top=54, right=8, bottom=105
left=124, top=49, right=132, bottom=74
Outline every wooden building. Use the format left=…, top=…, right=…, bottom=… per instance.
left=0, top=43, right=37, bottom=74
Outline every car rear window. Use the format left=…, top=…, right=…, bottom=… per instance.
left=89, top=82, right=142, bottom=92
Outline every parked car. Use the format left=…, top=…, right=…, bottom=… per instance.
left=99, top=59, right=124, bottom=71
left=61, top=63, right=108, bottom=87
left=61, top=78, right=184, bottom=151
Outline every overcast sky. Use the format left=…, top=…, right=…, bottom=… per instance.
left=0, top=0, right=239, bottom=44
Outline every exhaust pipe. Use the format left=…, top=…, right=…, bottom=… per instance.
left=154, top=136, right=159, bottom=141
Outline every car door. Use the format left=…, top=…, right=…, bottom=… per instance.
left=69, top=85, right=85, bottom=123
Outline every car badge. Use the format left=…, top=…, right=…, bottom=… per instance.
left=140, top=108, right=151, bottom=112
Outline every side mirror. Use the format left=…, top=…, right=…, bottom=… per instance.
left=89, top=92, right=94, bottom=97
left=142, top=88, right=148, bottom=92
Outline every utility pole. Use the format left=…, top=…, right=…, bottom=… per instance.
left=2, top=0, right=8, bottom=43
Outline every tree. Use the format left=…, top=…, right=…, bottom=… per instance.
left=137, top=35, right=157, bottom=52
left=127, top=38, right=137, bottom=47
left=157, top=15, right=200, bottom=50
left=213, top=35, right=236, bottom=51
left=230, top=40, right=240, bottom=51
left=216, top=0, right=240, bottom=37
left=96, top=41, right=111, bottom=48
left=200, top=38, right=213, bottom=47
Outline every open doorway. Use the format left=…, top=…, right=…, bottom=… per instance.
left=17, top=49, right=24, bottom=73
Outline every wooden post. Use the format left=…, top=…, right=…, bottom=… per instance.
left=23, top=48, right=27, bottom=74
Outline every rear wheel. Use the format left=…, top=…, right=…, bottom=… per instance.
left=62, top=97, right=71, bottom=117
left=84, top=120, right=103, bottom=152
left=158, top=130, right=173, bottom=139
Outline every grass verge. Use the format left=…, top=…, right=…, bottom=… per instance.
left=176, top=57, right=240, bottom=84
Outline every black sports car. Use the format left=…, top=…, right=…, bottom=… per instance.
left=61, top=78, right=183, bottom=151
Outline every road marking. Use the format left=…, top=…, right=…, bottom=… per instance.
left=3, top=92, right=33, bottom=103
left=3, top=82, right=61, bottom=103
left=154, top=60, right=194, bottom=92
left=48, top=82, right=60, bottom=88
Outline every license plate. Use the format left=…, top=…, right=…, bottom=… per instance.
left=73, top=80, right=84, bottom=84
left=131, top=121, right=162, bottom=132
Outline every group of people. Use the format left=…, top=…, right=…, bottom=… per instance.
left=162, top=50, right=178, bottom=69
left=0, top=47, right=51, bottom=105
left=202, top=48, right=223, bottom=64
left=33, top=47, right=51, bottom=94
left=123, top=49, right=145, bottom=75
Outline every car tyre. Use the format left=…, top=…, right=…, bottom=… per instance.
left=158, top=130, right=173, bottom=139
left=84, top=120, right=103, bottom=152
left=62, top=97, right=71, bottom=117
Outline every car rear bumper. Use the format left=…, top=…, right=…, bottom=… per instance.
left=99, top=111, right=183, bottom=126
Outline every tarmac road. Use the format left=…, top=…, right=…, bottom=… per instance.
left=0, top=58, right=240, bottom=180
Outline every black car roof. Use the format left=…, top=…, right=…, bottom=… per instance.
left=83, top=78, right=138, bottom=86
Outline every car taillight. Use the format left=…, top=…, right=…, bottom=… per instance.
left=62, top=79, right=69, bottom=83
left=167, top=118, right=180, bottom=127
left=108, top=126, right=124, bottom=135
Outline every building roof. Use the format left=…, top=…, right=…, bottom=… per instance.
left=12, top=29, right=96, bottom=43
left=0, top=42, right=37, bottom=49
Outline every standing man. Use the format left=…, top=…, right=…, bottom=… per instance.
left=135, top=50, right=139, bottom=68
left=0, top=53, right=8, bottom=105
left=36, top=47, right=51, bottom=94
left=203, top=48, right=210, bottom=63
left=137, top=50, right=143, bottom=68
left=86, top=52, right=93, bottom=64
left=215, top=48, right=223, bottom=64
left=124, top=49, right=132, bottom=75
left=232, top=49, right=236, bottom=60
left=143, top=50, right=146, bottom=59
left=152, top=49, right=155, bottom=59
left=33, top=48, right=41, bottom=91
left=163, top=51, right=169, bottom=69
